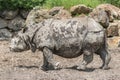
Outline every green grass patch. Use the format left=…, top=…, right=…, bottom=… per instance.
left=43, top=0, right=103, bottom=9
left=0, top=0, right=45, bottom=10
left=102, top=0, right=120, bottom=7
left=0, top=0, right=119, bottom=10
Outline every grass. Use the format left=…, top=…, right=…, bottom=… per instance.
left=43, top=0, right=103, bottom=9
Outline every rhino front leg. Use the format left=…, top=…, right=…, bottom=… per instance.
left=42, top=47, right=60, bottom=70
left=77, top=50, right=93, bottom=70
left=41, top=52, right=49, bottom=70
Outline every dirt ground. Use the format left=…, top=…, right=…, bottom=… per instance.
left=0, top=41, right=120, bottom=80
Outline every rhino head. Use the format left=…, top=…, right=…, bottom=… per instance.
left=10, top=28, right=37, bottom=52
left=10, top=37, right=26, bottom=52
left=10, top=33, right=28, bottom=52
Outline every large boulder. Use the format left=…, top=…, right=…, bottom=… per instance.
left=94, top=4, right=120, bottom=22
left=0, top=29, right=12, bottom=40
left=8, top=16, right=25, bottom=31
left=52, top=9, right=72, bottom=19
left=49, top=6, right=72, bottom=19
left=89, top=8, right=109, bottom=28
left=0, top=18, right=7, bottom=29
left=25, top=8, right=52, bottom=27
left=70, top=4, right=92, bottom=15
left=118, top=21, right=120, bottom=36
left=49, top=6, right=64, bottom=16
left=107, top=21, right=119, bottom=37
left=89, top=4, right=120, bottom=28
left=0, top=10, right=19, bottom=20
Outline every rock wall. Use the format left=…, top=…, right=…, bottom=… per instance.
left=0, top=9, right=30, bottom=40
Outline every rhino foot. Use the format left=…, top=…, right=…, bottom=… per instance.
left=100, top=65, right=110, bottom=70
left=76, top=64, right=86, bottom=70
left=49, top=62, right=60, bottom=70
left=41, top=62, right=60, bottom=71
left=41, top=66, right=49, bottom=71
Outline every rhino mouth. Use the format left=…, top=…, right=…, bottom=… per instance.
left=9, top=47, right=24, bottom=52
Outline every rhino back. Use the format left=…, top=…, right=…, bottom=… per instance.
left=87, top=18, right=103, bottom=31
left=79, top=17, right=104, bottom=32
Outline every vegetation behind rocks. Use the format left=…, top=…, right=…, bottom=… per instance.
left=0, top=0, right=120, bottom=10
left=102, top=0, right=120, bottom=7
left=0, top=0, right=45, bottom=10
left=44, top=0, right=102, bottom=9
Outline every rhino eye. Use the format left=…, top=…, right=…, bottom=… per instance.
left=14, top=39, right=20, bottom=44
left=17, top=40, right=21, bottom=44
left=14, top=41, right=18, bottom=44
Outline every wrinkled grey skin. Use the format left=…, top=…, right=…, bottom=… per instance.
left=10, top=17, right=111, bottom=71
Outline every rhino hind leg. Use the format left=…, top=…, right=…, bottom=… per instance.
left=77, top=50, right=93, bottom=70
left=42, top=47, right=60, bottom=70
left=97, top=48, right=111, bottom=70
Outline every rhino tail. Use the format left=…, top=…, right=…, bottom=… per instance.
left=103, top=29, right=108, bottom=49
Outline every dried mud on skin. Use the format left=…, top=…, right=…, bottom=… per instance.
left=0, top=41, right=120, bottom=80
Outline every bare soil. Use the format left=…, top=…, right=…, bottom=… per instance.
left=0, top=41, right=120, bottom=80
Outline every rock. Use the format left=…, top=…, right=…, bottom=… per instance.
left=49, top=7, right=71, bottom=19
left=26, top=8, right=52, bottom=27
left=70, top=4, right=92, bottom=15
left=25, top=9, right=36, bottom=27
left=107, top=37, right=120, bottom=48
left=0, top=29, right=12, bottom=40
left=0, top=10, right=2, bottom=15
left=94, top=4, right=120, bottom=21
left=0, top=10, right=19, bottom=20
left=49, top=6, right=64, bottom=16
left=53, top=9, right=72, bottom=19
left=78, top=14, right=87, bottom=18
left=89, top=8, right=109, bottom=28
left=106, top=20, right=120, bottom=37
left=118, top=21, right=120, bottom=36
left=89, top=4, right=120, bottom=28
left=107, top=22, right=119, bottom=37
left=8, top=16, right=25, bottom=31
left=20, top=9, right=31, bottom=19
left=0, top=18, right=7, bottom=29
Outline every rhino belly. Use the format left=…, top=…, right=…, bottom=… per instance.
left=54, top=38, right=83, bottom=58
left=54, top=46, right=82, bottom=58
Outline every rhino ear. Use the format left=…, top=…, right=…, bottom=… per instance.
left=30, top=43, right=36, bottom=52
left=26, top=35, right=36, bottom=52
left=22, top=27, right=28, bottom=33
left=11, top=32, right=21, bottom=39
left=23, top=35, right=29, bottom=41
left=11, top=33, right=17, bottom=38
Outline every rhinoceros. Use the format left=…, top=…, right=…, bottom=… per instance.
left=10, top=17, right=111, bottom=71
